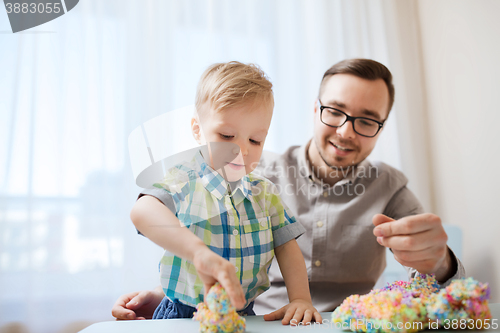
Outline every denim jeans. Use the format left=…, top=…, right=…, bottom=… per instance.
left=152, top=296, right=255, bottom=319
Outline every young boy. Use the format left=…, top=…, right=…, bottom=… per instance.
left=131, top=62, right=321, bottom=324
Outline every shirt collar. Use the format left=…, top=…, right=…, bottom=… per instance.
left=298, top=139, right=371, bottom=187
left=194, top=150, right=252, bottom=202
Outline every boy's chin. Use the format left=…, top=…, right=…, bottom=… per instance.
left=218, top=166, right=248, bottom=182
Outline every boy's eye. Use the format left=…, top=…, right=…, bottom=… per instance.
left=219, top=134, right=234, bottom=140
left=250, top=139, right=261, bottom=145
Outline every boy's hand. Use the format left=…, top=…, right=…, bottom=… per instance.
left=111, top=287, right=164, bottom=320
left=264, top=299, right=322, bottom=325
left=192, top=247, right=246, bottom=310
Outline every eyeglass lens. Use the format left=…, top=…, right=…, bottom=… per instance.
left=322, top=108, right=380, bottom=137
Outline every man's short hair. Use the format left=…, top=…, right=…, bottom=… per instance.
left=195, top=61, right=274, bottom=117
left=319, top=59, right=395, bottom=113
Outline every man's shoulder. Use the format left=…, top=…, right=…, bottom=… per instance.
left=258, top=146, right=302, bottom=174
left=365, top=160, right=409, bottom=188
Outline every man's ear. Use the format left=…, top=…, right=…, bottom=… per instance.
left=191, top=116, right=203, bottom=144
left=313, top=98, right=319, bottom=114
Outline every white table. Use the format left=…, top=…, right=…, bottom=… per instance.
left=80, top=303, right=500, bottom=332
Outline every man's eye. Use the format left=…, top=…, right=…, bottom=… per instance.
left=329, top=110, right=344, bottom=117
left=359, top=120, right=376, bottom=128
left=219, top=134, right=233, bottom=139
left=250, top=139, right=261, bottom=145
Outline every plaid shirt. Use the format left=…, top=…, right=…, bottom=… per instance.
left=145, top=151, right=305, bottom=308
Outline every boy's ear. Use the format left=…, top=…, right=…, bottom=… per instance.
left=191, top=116, right=203, bottom=144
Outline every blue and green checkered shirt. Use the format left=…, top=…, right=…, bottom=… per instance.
left=141, top=151, right=305, bottom=308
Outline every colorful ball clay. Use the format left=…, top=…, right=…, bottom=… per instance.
left=205, top=282, right=234, bottom=315
left=193, top=283, right=246, bottom=333
left=332, top=274, right=491, bottom=333
left=427, top=277, right=491, bottom=325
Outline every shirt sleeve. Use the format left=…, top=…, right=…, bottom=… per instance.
left=138, top=187, right=176, bottom=213
left=135, top=187, right=176, bottom=236
left=266, top=183, right=306, bottom=248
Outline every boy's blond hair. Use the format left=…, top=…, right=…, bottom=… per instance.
left=195, top=61, right=273, bottom=117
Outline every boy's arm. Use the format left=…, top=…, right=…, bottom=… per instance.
left=131, top=195, right=245, bottom=309
left=263, top=239, right=322, bottom=325
left=131, top=195, right=204, bottom=259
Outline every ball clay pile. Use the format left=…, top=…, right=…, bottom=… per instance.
left=332, top=274, right=491, bottom=333
left=193, top=283, right=246, bottom=333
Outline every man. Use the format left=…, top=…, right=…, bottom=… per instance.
left=112, top=59, right=464, bottom=321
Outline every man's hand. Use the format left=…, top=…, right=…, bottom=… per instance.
left=192, top=247, right=246, bottom=310
left=111, top=287, right=165, bottom=320
left=264, top=299, right=322, bottom=325
left=373, top=213, right=455, bottom=282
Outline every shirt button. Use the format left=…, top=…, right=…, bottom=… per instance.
left=235, top=266, right=239, bottom=272
left=260, top=220, right=267, bottom=228
left=233, top=229, right=238, bottom=235
left=316, top=221, right=324, bottom=228
left=315, top=260, right=321, bottom=267
left=323, top=191, right=328, bottom=197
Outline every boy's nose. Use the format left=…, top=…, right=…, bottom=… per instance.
left=235, top=140, right=248, bottom=157
left=239, top=144, right=248, bottom=156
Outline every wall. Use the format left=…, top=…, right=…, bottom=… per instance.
left=416, top=0, right=500, bottom=301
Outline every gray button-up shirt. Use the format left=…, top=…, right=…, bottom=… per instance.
left=253, top=140, right=465, bottom=314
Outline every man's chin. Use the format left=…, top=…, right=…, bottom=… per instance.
left=329, top=162, right=358, bottom=171
left=323, top=152, right=359, bottom=170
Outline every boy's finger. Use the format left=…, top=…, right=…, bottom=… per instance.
left=216, top=275, right=245, bottom=309
left=314, top=312, right=323, bottom=323
left=302, top=310, right=313, bottom=324
left=263, top=307, right=285, bottom=321
left=125, top=295, right=144, bottom=309
left=114, top=309, right=134, bottom=320
left=282, top=307, right=295, bottom=325
left=225, top=283, right=245, bottom=309
left=112, top=300, right=132, bottom=319
left=291, top=309, right=305, bottom=326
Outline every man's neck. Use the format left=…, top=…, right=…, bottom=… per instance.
left=306, top=140, right=356, bottom=187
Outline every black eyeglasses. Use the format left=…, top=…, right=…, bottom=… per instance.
left=318, top=99, right=385, bottom=138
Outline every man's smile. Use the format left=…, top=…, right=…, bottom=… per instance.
left=329, top=141, right=355, bottom=156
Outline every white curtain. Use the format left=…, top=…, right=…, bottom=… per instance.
left=0, top=1, right=420, bottom=332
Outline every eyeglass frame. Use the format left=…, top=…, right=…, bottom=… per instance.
left=317, top=99, right=385, bottom=138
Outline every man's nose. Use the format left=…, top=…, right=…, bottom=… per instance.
left=336, top=120, right=356, bottom=139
